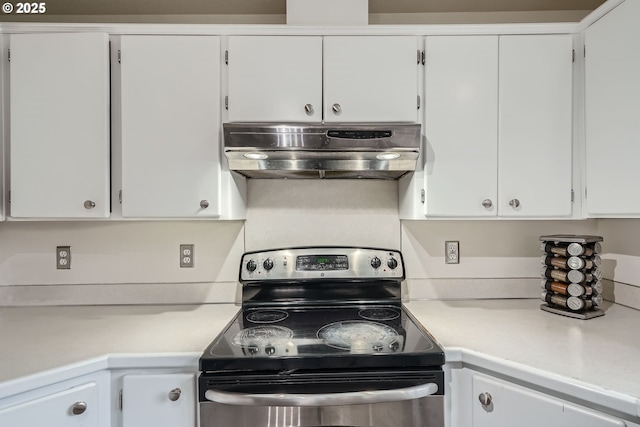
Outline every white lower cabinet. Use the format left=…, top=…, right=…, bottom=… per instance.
left=0, top=372, right=108, bottom=427
left=121, top=373, right=196, bottom=427
left=469, top=372, right=626, bottom=427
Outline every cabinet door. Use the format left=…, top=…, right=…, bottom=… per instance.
left=585, top=0, right=640, bottom=216
left=498, top=35, right=573, bottom=217
left=122, top=373, right=195, bottom=427
left=9, top=33, right=110, bottom=218
left=227, top=36, right=322, bottom=122
left=564, top=404, right=626, bottom=427
left=323, top=36, right=418, bottom=122
left=118, top=35, right=220, bottom=217
left=424, top=36, right=498, bottom=217
left=0, top=382, right=98, bottom=427
left=472, top=374, right=563, bottom=427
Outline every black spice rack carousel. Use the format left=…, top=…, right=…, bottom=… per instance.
left=539, top=234, right=605, bottom=320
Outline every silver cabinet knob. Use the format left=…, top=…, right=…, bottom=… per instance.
left=304, top=104, right=314, bottom=115
left=83, top=200, right=95, bottom=210
left=71, top=401, right=87, bottom=415
left=509, top=199, right=521, bottom=208
left=331, top=103, right=342, bottom=114
left=200, top=200, right=209, bottom=209
left=168, top=388, right=182, bottom=401
left=481, top=199, right=493, bottom=208
left=478, top=392, right=492, bottom=407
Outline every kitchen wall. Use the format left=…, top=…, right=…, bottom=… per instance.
left=596, top=219, right=640, bottom=309
left=244, top=180, right=400, bottom=251
left=0, top=221, right=244, bottom=305
left=0, top=11, right=594, bottom=24
left=402, top=220, right=600, bottom=300
left=0, top=182, right=638, bottom=310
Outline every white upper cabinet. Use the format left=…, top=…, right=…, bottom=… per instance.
left=227, top=36, right=322, bottom=122
left=498, top=35, right=573, bottom=218
left=323, top=36, right=418, bottom=122
left=227, top=36, right=418, bottom=123
left=423, top=34, right=573, bottom=218
left=584, top=0, right=640, bottom=216
left=424, top=36, right=499, bottom=217
left=114, top=35, right=221, bottom=218
left=9, top=33, right=110, bottom=218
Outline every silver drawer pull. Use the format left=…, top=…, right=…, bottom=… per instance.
left=304, top=104, right=314, bottom=115
left=169, top=388, right=182, bottom=401
left=200, top=200, right=210, bottom=209
left=205, top=382, right=438, bottom=407
left=83, top=200, right=96, bottom=210
left=71, top=401, right=87, bottom=415
left=478, top=391, right=492, bottom=406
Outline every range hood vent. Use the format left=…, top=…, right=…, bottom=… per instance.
left=223, top=123, right=421, bottom=180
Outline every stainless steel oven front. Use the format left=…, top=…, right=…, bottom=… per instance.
left=198, top=247, right=446, bottom=427
left=200, top=387, right=444, bottom=427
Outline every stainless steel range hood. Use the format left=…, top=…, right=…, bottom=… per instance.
left=223, top=123, right=421, bottom=179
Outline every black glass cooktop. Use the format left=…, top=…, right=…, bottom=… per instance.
left=199, top=304, right=445, bottom=372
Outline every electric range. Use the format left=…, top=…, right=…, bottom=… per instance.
left=198, top=247, right=445, bottom=427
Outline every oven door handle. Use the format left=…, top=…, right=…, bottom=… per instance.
left=204, top=382, right=438, bottom=407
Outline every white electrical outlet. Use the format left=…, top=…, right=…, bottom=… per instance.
left=445, top=241, right=459, bottom=264
left=180, top=244, right=194, bottom=268
left=56, top=246, right=71, bottom=270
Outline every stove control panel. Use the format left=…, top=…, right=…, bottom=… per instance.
left=239, top=247, right=404, bottom=282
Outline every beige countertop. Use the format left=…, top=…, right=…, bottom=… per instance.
left=1, top=299, right=639, bottom=411
left=405, top=299, right=640, bottom=401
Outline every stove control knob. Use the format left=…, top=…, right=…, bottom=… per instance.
left=389, top=341, right=399, bottom=352
left=373, top=344, right=383, bottom=352
left=370, top=257, right=382, bottom=269
left=246, top=259, right=257, bottom=272
left=263, top=258, right=274, bottom=271
left=265, top=345, right=276, bottom=355
left=247, top=345, right=258, bottom=355
left=387, top=258, right=398, bottom=270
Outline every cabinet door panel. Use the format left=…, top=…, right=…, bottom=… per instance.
left=472, top=374, right=563, bottom=427
left=0, top=382, right=97, bottom=427
left=227, top=36, right=322, bottom=122
left=119, top=35, right=220, bottom=217
left=9, top=33, right=110, bottom=218
left=324, top=36, right=418, bottom=122
left=564, top=404, right=626, bottom=427
left=424, top=36, right=498, bottom=217
left=585, top=0, right=640, bottom=215
left=498, top=35, right=573, bottom=217
left=122, top=374, right=195, bottom=427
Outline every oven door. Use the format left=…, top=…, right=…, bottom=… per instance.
left=199, top=369, right=444, bottom=427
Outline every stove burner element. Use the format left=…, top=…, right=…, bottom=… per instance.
left=246, top=310, right=289, bottom=324
left=232, top=325, right=294, bottom=347
left=358, top=307, right=401, bottom=321
left=318, top=321, right=398, bottom=352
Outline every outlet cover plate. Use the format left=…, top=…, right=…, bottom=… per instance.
left=56, top=246, right=71, bottom=269
left=445, top=241, right=459, bottom=264
left=180, top=244, right=194, bottom=268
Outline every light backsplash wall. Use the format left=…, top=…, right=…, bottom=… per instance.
left=244, top=180, right=400, bottom=251
left=0, top=181, right=637, bottom=309
left=401, top=220, right=599, bottom=300
left=596, top=219, right=640, bottom=310
left=0, top=221, right=244, bottom=306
